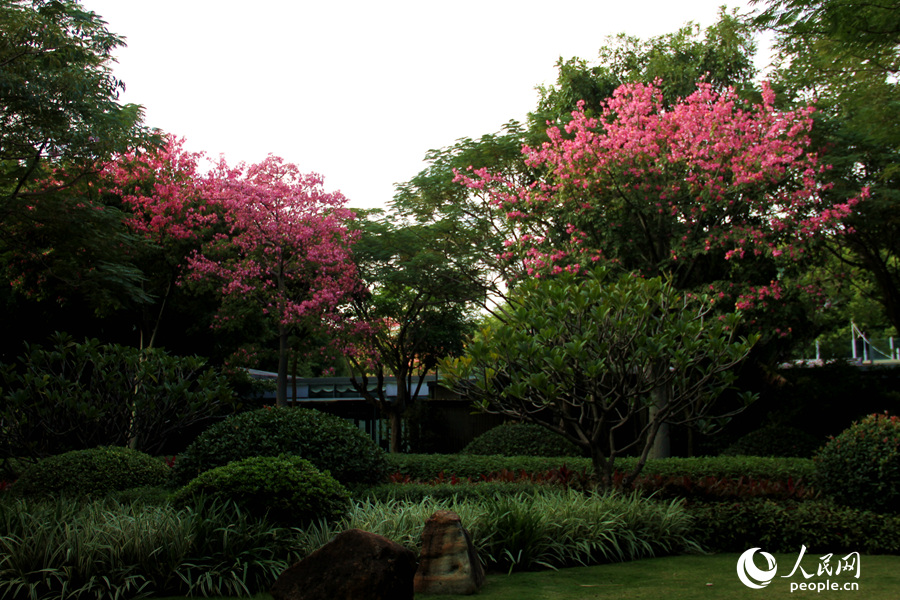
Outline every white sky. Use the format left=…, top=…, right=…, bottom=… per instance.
left=81, top=0, right=767, bottom=210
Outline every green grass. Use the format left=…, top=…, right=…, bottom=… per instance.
left=154, top=553, right=900, bottom=599
left=454, top=554, right=900, bottom=600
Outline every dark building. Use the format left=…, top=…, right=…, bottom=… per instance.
left=247, top=370, right=504, bottom=453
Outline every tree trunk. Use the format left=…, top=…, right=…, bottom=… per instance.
left=276, top=325, right=289, bottom=408
left=590, top=445, right=613, bottom=491
left=389, top=409, right=402, bottom=454
left=649, top=362, right=672, bottom=459
left=649, top=406, right=671, bottom=458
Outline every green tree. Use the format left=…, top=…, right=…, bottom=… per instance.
left=394, top=13, right=782, bottom=459
left=754, top=0, right=900, bottom=331
left=533, top=8, right=759, bottom=124
left=347, top=212, right=482, bottom=452
left=392, top=121, right=535, bottom=304
left=442, top=267, right=757, bottom=489
left=1, top=0, right=155, bottom=312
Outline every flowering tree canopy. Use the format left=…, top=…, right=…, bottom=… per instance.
left=104, top=137, right=218, bottom=244
left=99, top=137, right=221, bottom=349
left=184, top=155, right=360, bottom=406
left=455, top=81, right=867, bottom=317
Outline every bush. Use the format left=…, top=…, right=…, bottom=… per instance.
left=689, top=499, right=900, bottom=554
left=386, top=454, right=815, bottom=484
left=813, top=412, right=900, bottom=513
left=0, top=333, right=236, bottom=458
left=173, top=455, right=349, bottom=527
left=172, top=407, right=387, bottom=487
left=630, top=474, right=815, bottom=502
left=10, top=446, right=170, bottom=499
left=721, top=424, right=823, bottom=458
left=462, top=421, right=583, bottom=457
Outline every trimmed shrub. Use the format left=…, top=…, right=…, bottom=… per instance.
left=720, top=424, right=823, bottom=458
left=462, top=421, right=583, bottom=457
left=10, top=446, right=170, bottom=499
left=172, top=407, right=387, bottom=487
left=386, top=453, right=815, bottom=484
left=172, top=455, right=350, bottom=526
left=813, top=412, right=900, bottom=513
left=689, top=499, right=900, bottom=554
left=630, top=473, right=815, bottom=502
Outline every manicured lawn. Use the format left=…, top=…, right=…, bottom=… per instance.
left=156, top=553, right=900, bottom=599
left=451, top=554, right=900, bottom=600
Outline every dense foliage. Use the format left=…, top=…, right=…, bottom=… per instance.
left=172, top=407, right=388, bottom=487
left=0, top=496, right=308, bottom=599
left=720, top=424, right=823, bottom=458
left=690, top=499, right=900, bottom=554
left=813, top=412, right=900, bottom=513
left=181, top=156, right=361, bottom=406
left=0, top=0, right=155, bottom=314
left=345, top=216, right=482, bottom=452
left=0, top=334, right=235, bottom=458
left=444, top=266, right=757, bottom=488
left=172, top=455, right=349, bottom=527
left=385, top=454, right=816, bottom=483
left=462, top=421, right=583, bottom=457
left=9, top=447, right=170, bottom=499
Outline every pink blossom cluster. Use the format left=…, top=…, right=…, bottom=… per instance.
left=101, top=136, right=363, bottom=360
left=101, top=137, right=221, bottom=243
left=454, top=80, right=868, bottom=313
left=183, top=154, right=361, bottom=331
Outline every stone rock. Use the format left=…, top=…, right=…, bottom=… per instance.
left=414, top=510, right=485, bottom=595
left=270, top=528, right=417, bottom=600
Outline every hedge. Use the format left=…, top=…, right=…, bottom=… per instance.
left=385, top=454, right=815, bottom=483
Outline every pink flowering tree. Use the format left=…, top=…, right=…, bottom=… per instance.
left=455, top=81, right=867, bottom=325
left=454, top=80, right=868, bottom=457
left=101, top=137, right=221, bottom=349
left=185, top=155, right=361, bottom=406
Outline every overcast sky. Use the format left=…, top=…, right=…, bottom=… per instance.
left=81, top=0, right=767, bottom=210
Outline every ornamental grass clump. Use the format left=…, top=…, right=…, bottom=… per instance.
left=0, top=496, right=303, bottom=600
left=813, top=412, right=900, bottom=514
left=297, top=489, right=697, bottom=572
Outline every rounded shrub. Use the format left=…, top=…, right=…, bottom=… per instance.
left=172, top=455, right=350, bottom=526
left=813, top=412, right=900, bottom=514
left=721, top=424, right=822, bottom=458
left=172, top=407, right=387, bottom=487
left=462, top=421, right=582, bottom=457
left=10, top=446, right=170, bottom=498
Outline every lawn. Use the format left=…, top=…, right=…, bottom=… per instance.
left=157, top=553, right=900, bottom=599
left=454, top=554, right=900, bottom=600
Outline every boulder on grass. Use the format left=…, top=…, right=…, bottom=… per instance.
left=270, top=528, right=417, bottom=600
left=414, top=510, right=485, bottom=595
